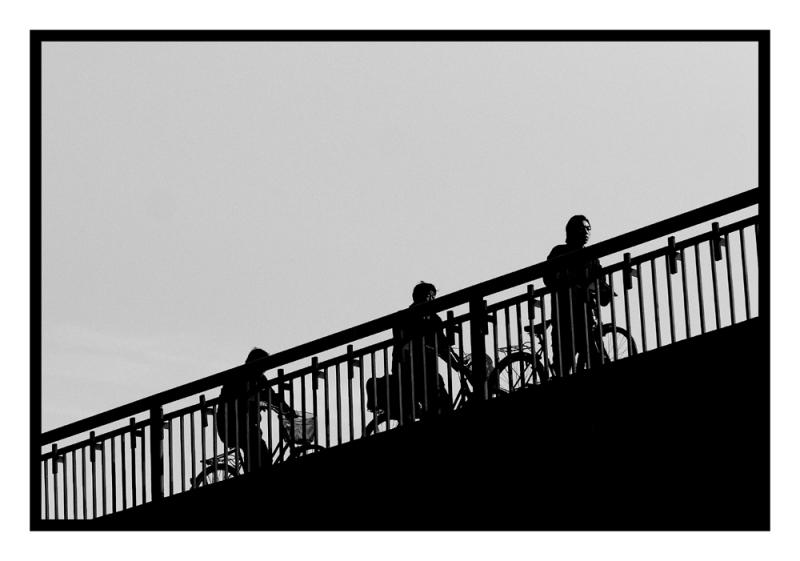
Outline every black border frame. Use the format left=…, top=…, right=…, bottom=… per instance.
left=31, top=30, right=770, bottom=530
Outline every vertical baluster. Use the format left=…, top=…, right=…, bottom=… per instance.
left=69, top=450, right=78, bottom=520
left=515, top=302, right=524, bottom=387
left=347, top=347, right=356, bottom=441
left=725, top=232, right=736, bottom=325
left=254, top=390, right=262, bottom=471
left=89, top=433, right=98, bottom=518
left=100, top=439, right=108, bottom=516
left=335, top=363, right=342, bottom=445
left=288, top=372, right=296, bottom=415
left=82, top=443, right=89, bottom=515
left=620, top=273, right=633, bottom=356
left=312, top=357, right=320, bottom=448
left=666, top=237, right=677, bottom=345
left=526, top=286, right=539, bottom=381
left=694, top=243, right=707, bottom=334
left=278, top=386, right=288, bottom=461
left=608, top=274, right=619, bottom=360
left=709, top=234, right=722, bottom=330
left=167, top=418, right=174, bottom=494
left=457, top=322, right=466, bottom=397
left=55, top=452, right=63, bottom=520
left=539, top=295, right=550, bottom=379
left=111, top=437, right=117, bottom=512
left=567, top=287, right=577, bottom=375
left=262, top=388, right=272, bottom=470
left=432, top=331, right=441, bottom=412
left=594, top=275, right=604, bottom=367
left=384, top=348, right=393, bottom=428
left=304, top=372, right=312, bottom=445
left=680, top=247, right=691, bottom=340
left=200, top=395, right=210, bottom=473
left=505, top=307, right=513, bottom=387
left=323, top=366, right=331, bottom=447
left=232, top=396, right=240, bottom=472
left=140, top=424, right=147, bottom=503
left=178, top=416, right=184, bottom=493
left=191, top=406, right=198, bottom=484
left=150, top=406, right=164, bottom=502
left=491, top=312, right=499, bottom=388
left=71, top=449, right=77, bottom=519
left=553, top=294, right=564, bottom=377
left=582, top=286, right=592, bottom=372
left=740, top=228, right=752, bottom=320
left=129, top=419, right=137, bottom=507
left=651, top=259, right=662, bottom=348
left=368, top=352, right=377, bottom=433
left=409, top=342, right=417, bottom=421
left=636, top=263, right=647, bottom=352
left=101, top=439, right=107, bottom=516
left=44, top=456, right=50, bottom=520
left=446, top=311, right=455, bottom=399
left=263, top=390, right=272, bottom=471
left=61, top=450, right=69, bottom=520
left=121, top=430, right=129, bottom=508
left=52, top=445, right=59, bottom=520
left=243, top=393, right=252, bottom=473
left=420, top=334, right=430, bottom=412
left=277, top=370, right=286, bottom=464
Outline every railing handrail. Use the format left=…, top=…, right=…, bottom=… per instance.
left=41, top=187, right=759, bottom=445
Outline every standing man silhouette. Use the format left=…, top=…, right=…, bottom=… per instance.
left=392, top=282, right=461, bottom=420
left=543, top=215, right=611, bottom=377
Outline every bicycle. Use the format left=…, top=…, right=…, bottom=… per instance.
left=363, top=318, right=637, bottom=435
left=363, top=349, right=500, bottom=435
left=191, top=401, right=325, bottom=488
left=490, top=318, right=638, bottom=394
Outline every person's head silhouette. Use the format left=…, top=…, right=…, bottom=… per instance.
left=245, top=347, right=270, bottom=369
left=565, top=215, right=591, bottom=248
left=412, top=281, right=437, bottom=305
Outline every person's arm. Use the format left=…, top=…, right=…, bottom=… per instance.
left=256, top=373, right=293, bottom=416
left=543, top=249, right=559, bottom=287
left=435, top=328, right=463, bottom=372
left=417, top=315, right=462, bottom=372
left=544, top=246, right=573, bottom=288
left=588, top=259, right=612, bottom=306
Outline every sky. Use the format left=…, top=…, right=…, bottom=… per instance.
left=41, top=40, right=758, bottom=431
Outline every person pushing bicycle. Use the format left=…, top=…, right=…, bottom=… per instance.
left=391, top=281, right=464, bottom=421
left=544, top=215, right=612, bottom=377
left=215, top=347, right=292, bottom=472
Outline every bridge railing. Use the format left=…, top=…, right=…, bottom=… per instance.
left=39, top=188, right=760, bottom=520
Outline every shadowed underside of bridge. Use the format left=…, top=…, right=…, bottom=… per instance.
left=90, top=319, right=767, bottom=530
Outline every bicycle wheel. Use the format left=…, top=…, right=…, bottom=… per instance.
left=491, top=352, right=545, bottom=393
left=600, top=324, right=638, bottom=360
left=290, top=443, right=326, bottom=458
left=364, top=410, right=402, bottom=435
left=191, top=463, right=239, bottom=488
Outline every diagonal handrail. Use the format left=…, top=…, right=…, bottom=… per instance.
left=41, top=187, right=759, bottom=445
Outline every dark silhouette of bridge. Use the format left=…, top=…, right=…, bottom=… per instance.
left=36, top=188, right=767, bottom=530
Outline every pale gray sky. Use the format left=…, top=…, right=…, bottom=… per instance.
left=42, top=41, right=757, bottom=430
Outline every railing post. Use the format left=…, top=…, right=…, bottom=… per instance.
left=623, top=253, right=633, bottom=290
left=149, top=406, right=164, bottom=501
left=668, top=236, right=679, bottom=275
left=469, top=298, right=488, bottom=401
left=712, top=222, right=723, bottom=261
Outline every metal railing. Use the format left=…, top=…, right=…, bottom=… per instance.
left=39, top=188, right=760, bottom=520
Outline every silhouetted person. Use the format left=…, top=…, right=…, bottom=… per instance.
left=544, top=215, right=612, bottom=377
left=391, top=282, right=460, bottom=421
left=215, top=348, right=290, bottom=472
